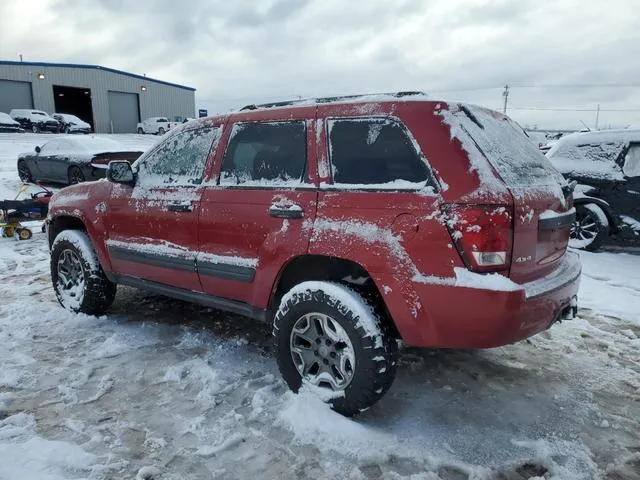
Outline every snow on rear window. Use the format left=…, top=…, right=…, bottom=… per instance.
left=438, top=104, right=564, bottom=187
left=547, top=141, right=625, bottom=181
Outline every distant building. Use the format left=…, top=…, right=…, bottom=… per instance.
left=0, top=60, right=195, bottom=133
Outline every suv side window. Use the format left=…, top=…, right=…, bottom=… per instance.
left=623, top=144, right=640, bottom=177
left=137, top=126, right=220, bottom=186
left=220, top=121, right=307, bottom=186
left=327, top=118, right=435, bottom=189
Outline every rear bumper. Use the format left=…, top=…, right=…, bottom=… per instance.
left=385, top=252, right=581, bottom=348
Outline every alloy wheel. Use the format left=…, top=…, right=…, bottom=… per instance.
left=56, top=249, right=85, bottom=298
left=570, top=211, right=598, bottom=243
left=289, top=313, right=356, bottom=390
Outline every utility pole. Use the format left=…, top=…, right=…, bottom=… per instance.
left=502, top=84, right=510, bottom=114
left=19, top=54, right=23, bottom=62
left=595, top=104, right=600, bottom=130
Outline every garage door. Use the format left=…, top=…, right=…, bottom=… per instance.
left=107, top=91, right=140, bottom=133
left=0, top=80, right=33, bottom=113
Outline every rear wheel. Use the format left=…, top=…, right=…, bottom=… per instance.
left=68, top=166, right=85, bottom=185
left=570, top=203, right=609, bottom=251
left=31, top=124, right=39, bottom=133
left=273, top=281, right=398, bottom=416
left=51, top=230, right=116, bottom=314
left=18, top=160, right=33, bottom=183
left=137, top=127, right=144, bottom=134
left=157, top=127, right=165, bottom=135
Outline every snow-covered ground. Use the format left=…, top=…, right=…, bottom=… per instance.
left=1, top=133, right=640, bottom=479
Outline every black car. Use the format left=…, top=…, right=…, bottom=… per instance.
left=0, top=112, right=24, bottom=132
left=17, top=136, right=143, bottom=185
left=546, top=129, right=640, bottom=250
left=9, top=109, right=61, bottom=133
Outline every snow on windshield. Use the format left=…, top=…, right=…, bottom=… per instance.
left=438, top=103, right=565, bottom=188
left=547, top=140, right=625, bottom=180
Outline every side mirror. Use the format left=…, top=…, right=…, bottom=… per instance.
left=107, top=161, right=135, bottom=185
left=35, top=146, right=41, bottom=153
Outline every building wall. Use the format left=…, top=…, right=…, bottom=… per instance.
left=0, top=63, right=195, bottom=133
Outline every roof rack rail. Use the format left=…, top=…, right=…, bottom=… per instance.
left=239, top=91, right=427, bottom=111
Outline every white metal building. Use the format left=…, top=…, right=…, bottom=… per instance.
left=0, top=61, right=195, bottom=133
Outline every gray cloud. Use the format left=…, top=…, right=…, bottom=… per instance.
left=1, top=0, right=639, bottom=128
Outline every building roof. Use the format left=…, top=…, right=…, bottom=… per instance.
left=0, top=60, right=195, bottom=92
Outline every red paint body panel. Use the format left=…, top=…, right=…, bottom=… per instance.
left=46, top=99, right=581, bottom=350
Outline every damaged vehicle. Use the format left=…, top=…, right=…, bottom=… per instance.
left=546, top=129, right=640, bottom=250
left=17, top=136, right=143, bottom=185
left=45, top=94, right=581, bottom=415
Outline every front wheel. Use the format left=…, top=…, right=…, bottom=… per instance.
left=273, top=282, right=398, bottom=416
left=68, top=166, right=85, bottom=185
left=137, top=127, right=144, bottom=134
left=51, top=230, right=116, bottom=314
left=570, top=203, right=609, bottom=251
left=157, top=127, right=165, bottom=135
left=31, top=124, right=39, bottom=133
left=18, top=160, right=33, bottom=183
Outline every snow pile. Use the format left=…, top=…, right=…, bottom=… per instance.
left=0, top=413, right=100, bottom=480
left=277, top=386, right=396, bottom=462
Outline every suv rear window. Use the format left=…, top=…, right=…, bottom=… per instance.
left=220, top=121, right=307, bottom=186
left=327, top=118, right=434, bottom=189
left=442, top=104, right=564, bottom=187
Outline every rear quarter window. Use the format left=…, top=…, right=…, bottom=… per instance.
left=326, top=118, right=437, bottom=191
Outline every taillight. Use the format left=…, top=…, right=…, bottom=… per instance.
left=444, top=204, right=513, bottom=273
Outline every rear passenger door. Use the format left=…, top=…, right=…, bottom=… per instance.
left=311, top=108, right=450, bottom=325
left=197, top=111, right=318, bottom=309
left=106, top=126, right=221, bottom=291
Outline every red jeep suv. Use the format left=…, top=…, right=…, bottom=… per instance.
left=46, top=93, right=581, bottom=415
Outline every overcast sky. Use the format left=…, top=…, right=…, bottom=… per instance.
left=2, top=0, right=639, bottom=129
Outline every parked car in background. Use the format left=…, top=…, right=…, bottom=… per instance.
left=546, top=129, right=640, bottom=250
left=525, top=130, right=549, bottom=150
left=17, top=136, right=143, bottom=185
left=168, top=115, right=196, bottom=129
left=10, top=109, right=61, bottom=133
left=52, top=113, right=92, bottom=134
left=0, top=112, right=24, bottom=132
left=45, top=94, right=580, bottom=415
left=137, top=117, right=171, bottom=135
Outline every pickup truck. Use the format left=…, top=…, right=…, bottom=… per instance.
left=136, top=117, right=171, bottom=135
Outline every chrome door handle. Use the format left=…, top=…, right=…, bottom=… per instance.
left=167, top=203, right=193, bottom=213
left=269, top=204, right=304, bottom=218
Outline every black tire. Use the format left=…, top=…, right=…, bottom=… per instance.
left=51, top=230, right=116, bottom=315
left=137, top=127, right=144, bottom=134
left=570, top=203, right=609, bottom=251
left=273, top=281, right=398, bottom=416
left=16, top=228, right=32, bottom=241
left=31, top=124, right=39, bottom=133
left=157, top=127, right=165, bottom=135
left=68, top=166, right=85, bottom=185
left=17, top=160, right=33, bottom=183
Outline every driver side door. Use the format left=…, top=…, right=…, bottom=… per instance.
left=105, top=125, right=221, bottom=291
